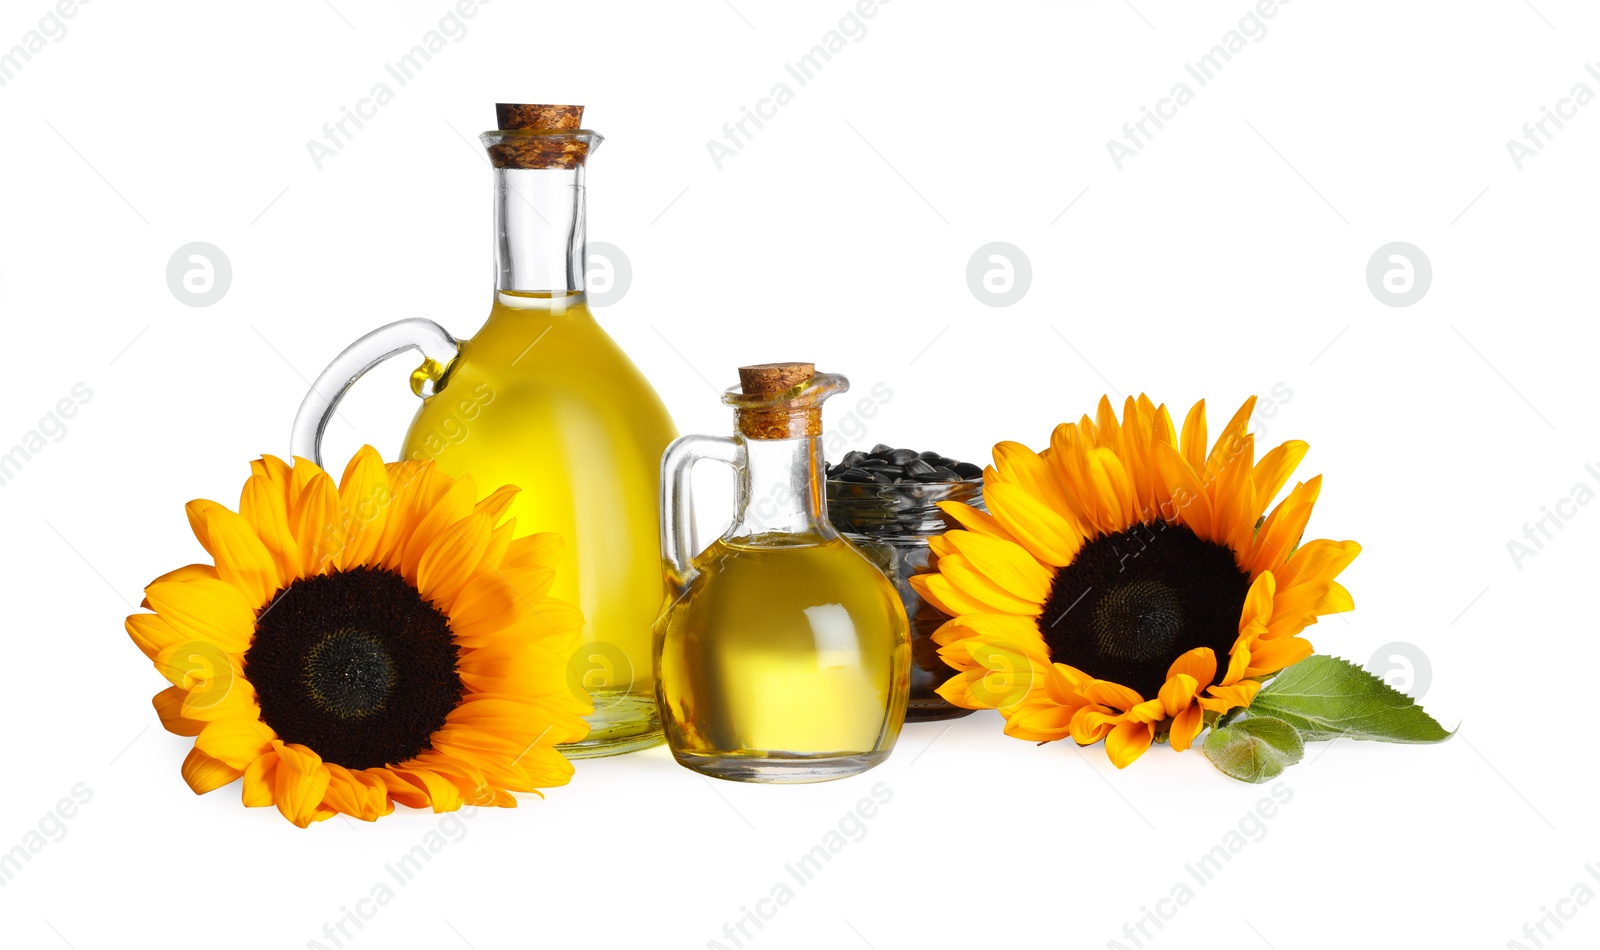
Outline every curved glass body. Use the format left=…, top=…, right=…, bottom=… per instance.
left=828, top=478, right=986, bottom=722
left=403, top=292, right=676, bottom=755
left=655, top=377, right=910, bottom=783
left=292, top=125, right=676, bottom=757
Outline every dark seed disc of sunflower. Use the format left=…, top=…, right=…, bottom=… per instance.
left=304, top=629, right=396, bottom=719
left=1038, top=522, right=1251, bottom=700
left=245, top=567, right=464, bottom=770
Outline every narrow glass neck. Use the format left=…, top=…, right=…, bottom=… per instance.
left=494, top=165, right=586, bottom=298
left=731, top=436, right=835, bottom=541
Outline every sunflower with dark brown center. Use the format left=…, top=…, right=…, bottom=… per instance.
left=125, top=447, right=591, bottom=826
left=910, top=395, right=1360, bottom=767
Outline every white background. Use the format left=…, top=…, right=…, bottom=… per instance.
left=2, top=1, right=1596, bottom=948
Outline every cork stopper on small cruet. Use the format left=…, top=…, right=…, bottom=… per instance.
left=736, top=362, right=824, bottom=440
left=738, top=362, right=816, bottom=397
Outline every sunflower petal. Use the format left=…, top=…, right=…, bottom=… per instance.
left=473, top=483, right=519, bottom=523
left=1222, top=638, right=1252, bottom=686
left=1238, top=571, right=1276, bottom=641
left=944, top=531, right=1055, bottom=606
left=1242, top=635, right=1314, bottom=677
left=909, top=573, right=992, bottom=618
left=1245, top=476, right=1322, bottom=577
left=364, top=767, right=431, bottom=810
left=142, top=577, right=255, bottom=653
left=146, top=563, right=219, bottom=587
left=1252, top=440, right=1308, bottom=508
left=250, top=455, right=294, bottom=497
left=241, top=751, right=277, bottom=807
left=290, top=468, right=344, bottom=576
left=1070, top=705, right=1120, bottom=744
left=1152, top=442, right=1215, bottom=540
left=1167, top=704, right=1205, bottom=752
left=240, top=468, right=300, bottom=584
left=930, top=613, right=1049, bottom=660
left=184, top=499, right=227, bottom=554
left=935, top=501, right=1019, bottom=544
left=992, top=442, right=1075, bottom=518
left=1266, top=581, right=1354, bottom=631
left=1199, top=680, right=1261, bottom=714
left=1158, top=673, right=1200, bottom=718
left=1179, top=399, right=1207, bottom=472
left=126, top=613, right=185, bottom=661
left=982, top=482, right=1084, bottom=567
left=416, top=512, right=495, bottom=608
left=1046, top=663, right=1093, bottom=703
left=1205, top=396, right=1258, bottom=482
left=335, top=445, right=394, bottom=569
left=1280, top=539, right=1362, bottom=590
left=1209, top=432, right=1257, bottom=553
left=271, top=741, right=331, bottom=828
left=153, top=686, right=205, bottom=736
left=1105, top=719, right=1155, bottom=768
left=934, top=554, right=1044, bottom=615
left=1080, top=679, right=1144, bottom=712
left=197, top=506, right=281, bottom=609
left=391, top=764, right=464, bottom=812
left=1085, top=447, right=1138, bottom=533
left=503, top=532, right=565, bottom=572
left=1167, top=647, right=1217, bottom=686
left=1002, top=700, right=1076, bottom=742
left=400, top=474, right=479, bottom=581
left=195, top=717, right=275, bottom=770
left=321, top=765, right=381, bottom=820
left=1045, top=423, right=1101, bottom=530
left=1128, top=698, right=1167, bottom=723
left=181, top=746, right=243, bottom=794
left=936, top=639, right=1041, bottom=708
left=1094, top=396, right=1123, bottom=453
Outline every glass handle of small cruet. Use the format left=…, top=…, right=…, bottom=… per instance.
left=660, top=434, right=743, bottom=595
left=290, top=319, right=460, bottom=467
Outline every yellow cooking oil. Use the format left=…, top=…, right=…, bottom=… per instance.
left=656, top=533, right=910, bottom=779
left=401, top=291, right=677, bottom=754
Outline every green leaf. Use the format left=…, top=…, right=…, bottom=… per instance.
left=1204, top=716, right=1304, bottom=783
left=1224, top=654, right=1452, bottom=743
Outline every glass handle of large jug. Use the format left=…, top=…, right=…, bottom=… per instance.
left=660, top=434, right=743, bottom=594
left=290, top=318, right=460, bottom=468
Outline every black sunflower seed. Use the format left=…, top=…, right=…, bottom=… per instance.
left=827, top=446, right=986, bottom=483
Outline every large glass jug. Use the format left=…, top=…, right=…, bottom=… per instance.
left=291, top=104, right=677, bottom=757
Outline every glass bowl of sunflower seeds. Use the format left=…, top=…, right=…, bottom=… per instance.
left=826, top=445, right=986, bottom=723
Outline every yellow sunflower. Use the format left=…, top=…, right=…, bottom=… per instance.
left=125, top=447, right=591, bottom=826
left=910, top=395, right=1359, bottom=768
